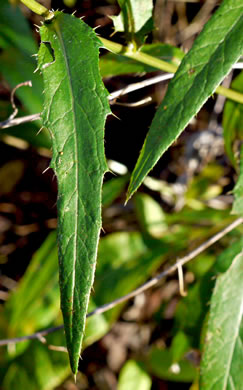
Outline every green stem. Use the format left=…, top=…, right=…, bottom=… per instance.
left=216, top=85, right=243, bottom=105
left=20, top=0, right=50, bottom=17
left=100, top=37, right=243, bottom=105
left=100, top=37, right=177, bottom=74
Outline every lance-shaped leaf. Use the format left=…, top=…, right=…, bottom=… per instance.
left=127, top=0, right=243, bottom=200
left=111, top=0, right=153, bottom=42
left=38, top=12, right=110, bottom=374
left=200, top=251, right=243, bottom=389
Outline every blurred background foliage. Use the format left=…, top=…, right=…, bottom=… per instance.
left=0, top=0, right=242, bottom=389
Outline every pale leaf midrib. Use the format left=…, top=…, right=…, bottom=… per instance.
left=55, top=22, right=79, bottom=342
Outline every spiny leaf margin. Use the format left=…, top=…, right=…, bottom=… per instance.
left=38, top=11, right=110, bottom=374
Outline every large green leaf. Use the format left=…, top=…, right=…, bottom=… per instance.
left=38, top=12, right=110, bottom=374
left=127, top=0, right=243, bottom=199
left=200, top=251, right=243, bottom=389
left=174, top=238, right=243, bottom=348
left=223, top=71, right=243, bottom=167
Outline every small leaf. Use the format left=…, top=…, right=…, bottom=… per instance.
left=232, top=145, right=243, bottom=216
left=147, top=347, right=197, bottom=382
left=118, top=360, right=152, bottom=390
left=170, top=331, right=191, bottom=363
left=223, top=71, right=243, bottom=167
left=127, top=0, right=243, bottom=200
left=38, top=12, right=110, bottom=374
left=200, top=251, right=243, bottom=389
left=134, top=193, right=167, bottom=238
left=111, top=0, right=153, bottom=42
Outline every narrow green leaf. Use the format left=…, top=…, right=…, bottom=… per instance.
left=170, top=331, right=191, bottom=364
left=127, top=0, right=243, bottom=200
left=232, top=145, right=243, bottom=216
left=112, top=0, right=153, bottom=40
left=0, top=0, right=37, bottom=55
left=99, top=43, right=183, bottom=78
left=118, top=360, right=152, bottom=390
left=0, top=0, right=51, bottom=148
left=4, top=232, right=59, bottom=336
left=200, top=251, right=243, bottom=389
left=223, top=71, right=243, bottom=167
left=38, top=12, right=110, bottom=374
left=0, top=232, right=59, bottom=358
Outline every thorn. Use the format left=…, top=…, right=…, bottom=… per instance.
left=93, top=25, right=101, bottom=31
left=37, top=127, right=44, bottom=136
left=32, top=53, right=38, bottom=57
left=72, top=10, right=77, bottom=16
left=73, top=373, right=77, bottom=383
left=34, top=24, right=40, bottom=28
left=110, top=112, right=120, bottom=121
left=42, top=166, right=51, bottom=175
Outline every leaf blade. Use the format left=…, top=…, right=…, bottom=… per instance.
left=38, top=12, right=110, bottom=374
left=200, top=251, right=243, bottom=389
left=127, top=0, right=243, bottom=199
